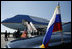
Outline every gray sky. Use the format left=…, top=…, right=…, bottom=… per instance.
left=1, top=1, right=71, bottom=33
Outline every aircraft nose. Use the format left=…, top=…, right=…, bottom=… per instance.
left=1, top=18, right=10, bottom=23
left=1, top=20, right=6, bottom=23
left=1, top=20, right=7, bottom=23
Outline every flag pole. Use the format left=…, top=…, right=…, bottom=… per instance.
left=58, top=2, right=64, bottom=43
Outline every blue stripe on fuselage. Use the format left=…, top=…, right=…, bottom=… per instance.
left=2, top=15, right=48, bottom=25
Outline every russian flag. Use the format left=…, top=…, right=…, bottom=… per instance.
left=41, top=3, right=62, bottom=48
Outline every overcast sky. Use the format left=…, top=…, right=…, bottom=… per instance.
left=1, top=1, right=71, bottom=33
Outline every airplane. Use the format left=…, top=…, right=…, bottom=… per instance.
left=1, top=14, right=67, bottom=33
left=1, top=15, right=49, bottom=31
left=1, top=15, right=50, bottom=37
left=1, top=14, right=71, bottom=37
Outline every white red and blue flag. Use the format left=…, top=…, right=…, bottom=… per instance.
left=41, top=3, right=62, bottom=48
